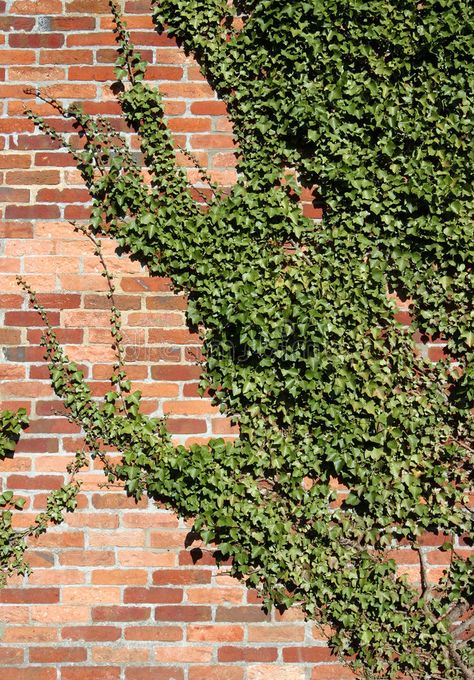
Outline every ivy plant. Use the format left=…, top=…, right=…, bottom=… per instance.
left=9, top=1, right=474, bottom=677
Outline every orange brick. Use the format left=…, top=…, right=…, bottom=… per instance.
left=11, top=0, right=62, bottom=11
left=153, top=646, right=213, bottom=663
left=189, top=669, right=243, bottom=680
left=248, top=668, right=305, bottom=680
left=62, top=669, right=120, bottom=680
left=0, top=670, right=55, bottom=680
left=29, top=647, right=86, bottom=663
left=92, top=647, right=150, bottom=663
left=92, top=569, right=147, bottom=585
left=187, top=624, right=244, bottom=642
left=311, top=666, right=357, bottom=679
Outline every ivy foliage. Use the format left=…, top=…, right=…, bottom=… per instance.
left=18, top=1, right=473, bottom=677
left=0, top=384, right=80, bottom=586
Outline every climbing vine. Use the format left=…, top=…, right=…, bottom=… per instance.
left=6, top=1, right=474, bottom=677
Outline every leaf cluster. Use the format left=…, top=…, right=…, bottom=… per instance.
left=13, top=1, right=474, bottom=677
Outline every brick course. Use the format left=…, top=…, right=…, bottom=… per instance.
left=0, top=2, right=465, bottom=678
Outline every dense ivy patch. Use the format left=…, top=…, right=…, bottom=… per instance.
left=9, top=1, right=474, bottom=677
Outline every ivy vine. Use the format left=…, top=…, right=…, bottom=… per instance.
left=8, top=1, right=474, bottom=677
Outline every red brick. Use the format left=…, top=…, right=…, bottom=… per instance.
left=126, top=670, right=184, bottom=680
left=152, top=569, right=212, bottom=586
left=92, top=606, right=151, bottom=622
left=125, top=626, right=183, bottom=641
left=6, top=475, right=64, bottom=491
left=61, top=626, right=121, bottom=642
left=36, top=188, right=91, bottom=202
left=216, top=607, right=269, bottom=622
left=124, top=587, right=183, bottom=604
left=219, top=647, right=278, bottom=662
left=29, top=647, right=86, bottom=663
left=0, top=587, right=59, bottom=605
left=191, top=101, right=228, bottom=116
left=5, top=205, right=60, bottom=220
left=154, top=606, right=212, bottom=622
left=9, top=34, right=64, bottom=48
left=5, top=311, right=60, bottom=327
left=187, top=625, right=244, bottom=642
left=311, top=667, right=356, bottom=679
left=35, top=152, right=75, bottom=167
left=92, top=493, right=147, bottom=510
left=65, top=0, right=110, bottom=10
left=59, top=550, right=115, bottom=567
left=62, top=669, right=120, bottom=680
left=0, top=648, right=24, bottom=663
left=189, top=669, right=243, bottom=680
left=166, top=418, right=207, bottom=434
left=0, top=670, right=55, bottom=680
left=50, top=16, right=96, bottom=30
left=0, top=188, right=30, bottom=202
left=283, top=647, right=335, bottom=662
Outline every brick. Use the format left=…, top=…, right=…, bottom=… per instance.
left=9, top=34, right=64, bottom=49
left=0, top=17, right=35, bottom=31
left=0, top=648, right=24, bottom=663
left=153, top=646, right=213, bottom=663
left=187, top=587, right=243, bottom=604
left=0, top=587, right=59, bottom=604
left=92, top=647, right=150, bottom=663
left=8, top=66, right=65, bottom=81
left=92, top=606, right=151, bottom=622
left=310, top=667, right=357, bottom=680
left=40, top=49, right=93, bottom=65
left=126, top=670, right=184, bottom=680
left=191, top=101, right=228, bottom=116
left=36, top=188, right=90, bottom=202
left=248, top=668, right=306, bottom=680
left=92, top=493, right=147, bottom=510
left=216, top=606, right=270, bottom=622
left=62, top=669, right=120, bottom=680
left=59, top=550, right=115, bottom=567
left=30, top=605, right=89, bottom=624
left=6, top=475, right=64, bottom=490
left=62, top=586, right=120, bottom=605
left=0, top=671, right=55, bottom=680
left=61, top=626, right=121, bottom=642
left=166, top=419, right=207, bottom=434
left=248, top=624, right=305, bottom=642
left=29, top=647, right=86, bottom=663
left=189, top=669, right=243, bottom=680
left=124, top=587, right=183, bottom=604
left=11, top=0, right=61, bottom=9
left=69, top=66, right=116, bottom=81
left=35, top=152, right=74, bottom=167
left=50, top=17, right=96, bottom=30
left=219, top=646, right=278, bottom=662
left=155, top=606, right=212, bottom=622
left=0, top=188, right=30, bottom=202
left=66, top=0, right=110, bottom=10
left=92, top=569, right=146, bottom=585
left=152, top=569, right=212, bottom=585
left=125, top=626, right=183, bottom=641
left=187, top=624, right=244, bottom=642
left=1, top=627, right=57, bottom=643
left=5, top=205, right=60, bottom=219
left=0, top=49, right=35, bottom=64
left=283, top=647, right=335, bottom=662
left=89, top=530, right=144, bottom=548
left=0, top=221, right=33, bottom=237
left=190, top=134, right=235, bottom=149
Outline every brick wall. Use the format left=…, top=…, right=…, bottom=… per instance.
left=0, top=1, right=460, bottom=678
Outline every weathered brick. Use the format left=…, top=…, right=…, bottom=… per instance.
left=92, top=606, right=151, bottom=622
